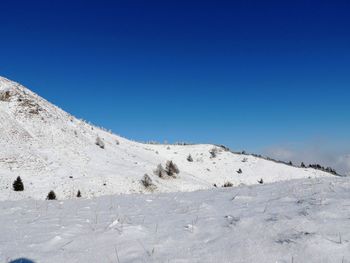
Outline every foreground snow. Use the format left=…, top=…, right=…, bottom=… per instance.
left=1, top=177, right=349, bottom=263
left=0, top=76, right=333, bottom=200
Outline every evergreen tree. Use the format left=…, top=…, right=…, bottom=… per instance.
left=141, top=174, right=153, bottom=188
left=46, top=190, right=56, bottom=200
left=154, top=164, right=166, bottom=178
left=13, top=176, right=24, bottom=191
left=165, top=161, right=180, bottom=176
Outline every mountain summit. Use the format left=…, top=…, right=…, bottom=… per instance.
left=0, top=76, right=332, bottom=200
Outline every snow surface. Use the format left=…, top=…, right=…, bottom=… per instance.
left=1, top=177, right=350, bottom=263
left=0, top=76, right=334, bottom=200
left=1, top=76, right=349, bottom=262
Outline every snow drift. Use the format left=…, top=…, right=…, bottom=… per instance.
left=1, top=177, right=349, bottom=262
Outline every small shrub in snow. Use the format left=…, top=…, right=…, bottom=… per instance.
left=141, top=174, right=154, bottom=188
left=222, top=182, right=233, bottom=187
left=288, top=161, right=293, bottom=166
left=154, top=164, right=167, bottom=178
left=46, top=190, right=56, bottom=200
left=237, top=168, right=242, bottom=174
left=219, top=145, right=230, bottom=151
left=301, top=162, right=306, bottom=168
left=242, top=157, right=248, bottom=163
left=115, top=139, right=120, bottom=145
left=95, top=136, right=105, bottom=149
left=77, top=190, right=81, bottom=198
left=0, top=90, right=11, bottom=101
left=258, top=178, right=264, bottom=184
left=209, top=148, right=218, bottom=158
left=154, top=161, right=180, bottom=178
left=165, top=161, right=180, bottom=177
left=187, top=154, right=193, bottom=162
left=13, top=176, right=24, bottom=191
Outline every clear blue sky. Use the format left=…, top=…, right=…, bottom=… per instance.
left=1, top=0, right=350, bottom=156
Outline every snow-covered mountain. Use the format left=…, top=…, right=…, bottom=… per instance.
left=1, top=76, right=348, bottom=263
left=0, top=76, right=333, bottom=200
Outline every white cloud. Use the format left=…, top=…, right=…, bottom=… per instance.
left=263, top=142, right=350, bottom=176
left=335, top=154, right=350, bottom=175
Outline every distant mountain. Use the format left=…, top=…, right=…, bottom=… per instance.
left=0, top=76, right=333, bottom=200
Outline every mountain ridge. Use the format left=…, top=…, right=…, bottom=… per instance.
left=0, top=76, right=333, bottom=200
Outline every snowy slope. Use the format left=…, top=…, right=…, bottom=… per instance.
left=1, top=177, right=349, bottom=263
left=0, top=76, right=334, bottom=200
